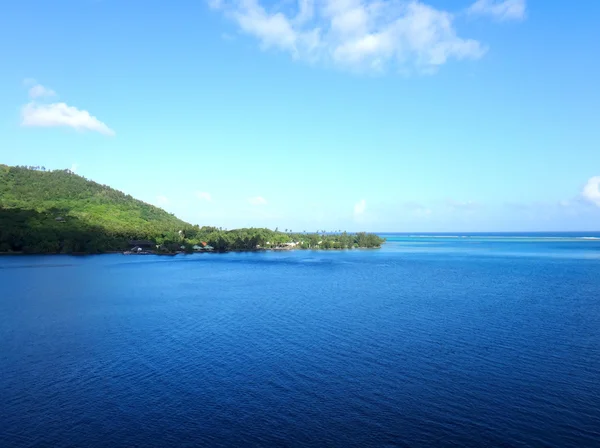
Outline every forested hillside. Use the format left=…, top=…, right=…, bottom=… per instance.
left=0, top=164, right=189, bottom=233
left=0, top=165, right=384, bottom=254
left=0, top=165, right=193, bottom=253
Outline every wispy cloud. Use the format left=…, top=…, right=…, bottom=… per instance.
left=354, top=199, right=366, bottom=215
left=195, top=191, right=212, bottom=201
left=582, top=176, right=600, bottom=207
left=446, top=199, right=482, bottom=211
left=248, top=196, right=268, bottom=205
left=20, top=80, right=115, bottom=136
left=210, top=0, right=490, bottom=73
left=467, top=0, right=526, bottom=22
left=156, top=195, right=169, bottom=206
left=402, top=201, right=432, bottom=216
left=28, top=84, right=57, bottom=99
left=70, top=163, right=79, bottom=173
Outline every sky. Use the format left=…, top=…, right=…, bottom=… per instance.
left=1, top=0, right=599, bottom=232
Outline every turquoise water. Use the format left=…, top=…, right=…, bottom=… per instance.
left=1, top=233, right=600, bottom=447
left=381, top=232, right=600, bottom=259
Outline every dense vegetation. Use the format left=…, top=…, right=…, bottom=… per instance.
left=0, top=165, right=384, bottom=254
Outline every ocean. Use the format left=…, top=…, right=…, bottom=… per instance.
left=1, top=233, right=600, bottom=447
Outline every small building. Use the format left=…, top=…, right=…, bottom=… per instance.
left=128, top=240, right=155, bottom=249
left=55, top=217, right=66, bottom=223
left=192, top=243, right=214, bottom=252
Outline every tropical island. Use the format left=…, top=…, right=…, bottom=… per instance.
left=0, top=164, right=384, bottom=254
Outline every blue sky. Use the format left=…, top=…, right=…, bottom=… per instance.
left=1, top=0, right=599, bottom=231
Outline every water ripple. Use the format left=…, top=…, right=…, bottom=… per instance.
left=1, top=249, right=600, bottom=447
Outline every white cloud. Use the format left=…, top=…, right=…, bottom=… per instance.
left=28, top=84, right=57, bottom=99
left=21, top=102, right=115, bottom=136
left=446, top=199, right=481, bottom=211
left=354, top=199, right=366, bottom=215
left=582, top=176, right=600, bottom=207
left=208, top=0, right=224, bottom=9
left=210, top=0, right=489, bottom=73
left=195, top=191, right=212, bottom=201
left=296, top=0, right=315, bottom=24
left=402, top=201, right=432, bottom=216
left=467, top=0, right=526, bottom=22
left=415, top=207, right=432, bottom=216
left=70, top=163, right=79, bottom=173
left=156, top=195, right=169, bottom=206
left=248, top=196, right=268, bottom=205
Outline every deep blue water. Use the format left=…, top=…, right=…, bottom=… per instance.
left=1, top=234, right=600, bottom=447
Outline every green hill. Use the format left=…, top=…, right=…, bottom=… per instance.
left=0, top=164, right=384, bottom=254
left=0, top=164, right=191, bottom=253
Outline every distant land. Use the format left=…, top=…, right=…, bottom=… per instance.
left=0, top=165, right=384, bottom=254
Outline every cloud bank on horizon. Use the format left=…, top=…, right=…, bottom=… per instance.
left=20, top=80, right=115, bottom=136
left=209, top=0, right=526, bottom=73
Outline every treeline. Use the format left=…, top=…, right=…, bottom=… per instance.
left=0, top=165, right=384, bottom=254
left=0, top=211, right=384, bottom=254
left=179, top=228, right=384, bottom=252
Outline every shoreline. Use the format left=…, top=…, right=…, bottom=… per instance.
left=0, top=246, right=383, bottom=256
